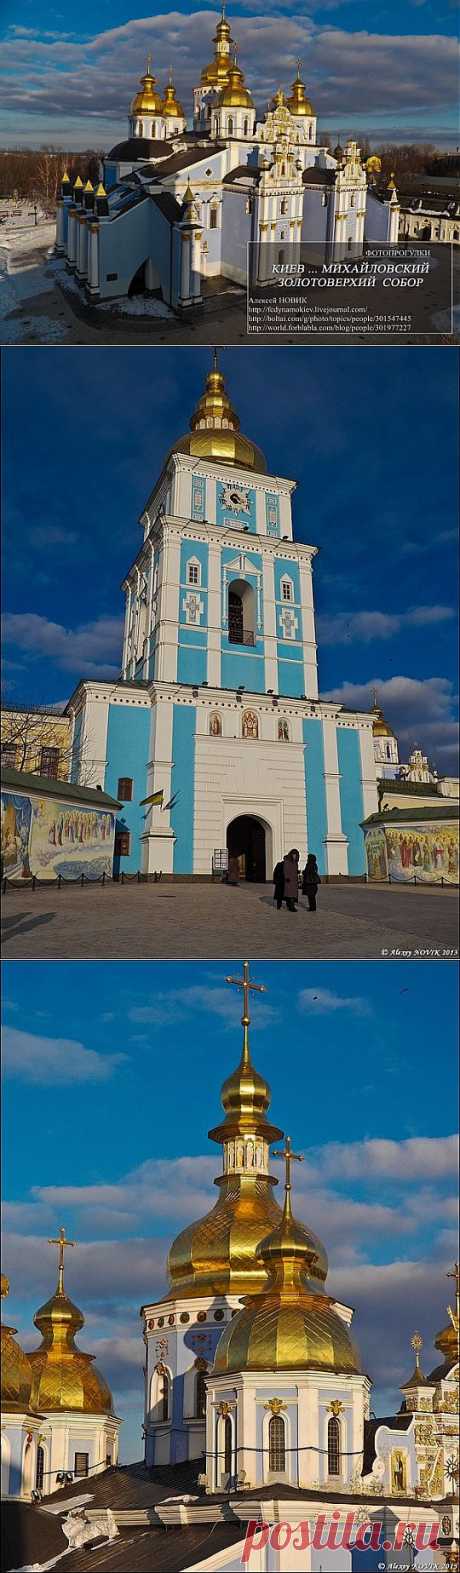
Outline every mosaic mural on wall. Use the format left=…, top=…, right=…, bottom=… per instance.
left=365, top=820, right=459, bottom=884
left=1, top=791, right=115, bottom=881
left=1, top=793, right=33, bottom=879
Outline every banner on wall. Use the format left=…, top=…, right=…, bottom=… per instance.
left=1, top=790, right=116, bottom=882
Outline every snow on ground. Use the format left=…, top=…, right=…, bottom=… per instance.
left=1, top=222, right=56, bottom=252
left=0, top=233, right=68, bottom=341
left=97, top=293, right=172, bottom=318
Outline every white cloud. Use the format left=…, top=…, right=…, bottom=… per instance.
left=2, top=1025, right=127, bottom=1084
left=3, top=611, right=123, bottom=680
left=322, top=674, right=459, bottom=774
left=317, top=604, right=454, bottom=645
left=298, top=987, right=371, bottom=1016
left=128, top=984, right=277, bottom=1029
left=305, top=1134, right=459, bottom=1182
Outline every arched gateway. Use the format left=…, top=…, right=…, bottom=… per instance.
left=226, top=815, right=268, bottom=881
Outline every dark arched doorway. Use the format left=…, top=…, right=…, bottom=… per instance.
left=227, top=816, right=266, bottom=881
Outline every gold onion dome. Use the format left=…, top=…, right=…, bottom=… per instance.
left=287, top=65, right=313, bottom=117
left=167, top=967, right=327, bottom=1300
left=213, top=1143, right=358, bottom=1375
left=167, top=354, right=268, bottom=473
left=201, top=8, right=234, bottom=86
left=28, top=1231, right=114, bottom=1415
left=162, top=72, right=184, bottom=118
left=432, top=1265, right=459, bottom=1374
left=131, top=57, right=164, bottom=115
left=1, top=1275, right=37, bottom=1415
left=371, top=700, right=395, bottom=738
left=220, top=62, right=254, bottom=109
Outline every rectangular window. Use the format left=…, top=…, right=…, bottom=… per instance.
left=74, top=1453, right=89, bottom=1478
left=39, top=746, right=60, bottom=778
left=115, top=830, right=131, bottom=857
left=1, top=744, right=17, bottom=768
left=210, top=209, right=218, bottom=229
left=117, top=777, right=133, bottom=801
left=106, top=272, right=118, bottom=281
left=282, top=582, right=292, bottom=601
left=188, top=564, right=199, bottom=585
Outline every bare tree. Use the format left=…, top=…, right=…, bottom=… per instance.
left=1, top=702, right=102, bottom=789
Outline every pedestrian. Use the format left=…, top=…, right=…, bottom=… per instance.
left=273, top=848, right=300, bottom=911
left=302, top=853, right=321, bottom=911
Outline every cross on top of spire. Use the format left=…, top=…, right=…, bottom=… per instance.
left=226, top=960, right=266, bottom=1026
left=48, top=1226, right=76, bottom=1293
left=273, top=1134, right=303, bottom=1195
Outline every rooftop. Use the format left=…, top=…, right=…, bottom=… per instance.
left=1, top=765, right=121, bottom=811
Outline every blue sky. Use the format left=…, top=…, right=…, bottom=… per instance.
left=3, top=346, right=459, bottom=773
left=2, top=958, right=458, bottom=1460
left=1, top=1, right=459, bottom=149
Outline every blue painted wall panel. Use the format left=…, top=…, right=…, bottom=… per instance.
left=303, top=718, right=328, bottom=874
left=177, top=645, right=207, bottom=686
left=171, top=705, right=196, bottom=873
left=277, top=658, right=304, bottom=698
left=336, top=727, right=365, bottom=874
left=221, top=651, right=265, bottom=692
left=105, top=702, right=151, bottom=872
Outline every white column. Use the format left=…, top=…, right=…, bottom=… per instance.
left=88, top=226, right=99, bottom=291
left=140, top=697, right=175, bottom=874
left=299, top=557, right=318, bottom=699
left=262, top=555, right=278, bottom=690
left=322, top=717, right=348, bottom=874
left=156, top=531, right=181, bottom=682
left=359, top=723, right=379, bottom=820
left=190, top=229, right=202, bottom=302
left=180, top=234, right=191, bottom=302
left=122, top=585, right=131, bottom=678
left=207, top=539, right=221, bottom=687
left=67, top=210, right=77, bottom=266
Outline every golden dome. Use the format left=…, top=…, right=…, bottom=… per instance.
left=366, top=155, right=382, bottom=173
left=167, top=353, right=268, bottom=473
left=371, top=703, right=395, bottom=738
left=29, top=1230, right=114, bottom=1416
left=1, top=1276, right=37, bottom=1415
left=201, top=7, right=234, bottom=87
left=162, top=72, right=184, bottom=119
left=213, top=1145, right=359, bottom=1376
left=131, top=56, right=164, bottom=115
left=287, top=66, right=313, bottom=118
left=166, top=967, right=328, bottom=1301
left=219, top=63, right=254, bottom=110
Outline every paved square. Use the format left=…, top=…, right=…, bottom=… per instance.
left=1, top=881, right=458, bottom=960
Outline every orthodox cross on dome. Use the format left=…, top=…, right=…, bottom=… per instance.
left=48, top=1226, right=76, bottom=1293
left=447, top=1262, right=459, bottom=1329
left=411, top=1330, right=423, bottom=1372
left=273, top=1133, right=303, bottom=1197
left=146, top=50, right=152, bottom=74
left=226, top=960, right=266, bottom=1028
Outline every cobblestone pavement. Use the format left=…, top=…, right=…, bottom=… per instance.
left=2, top=881, right=458, bottom=960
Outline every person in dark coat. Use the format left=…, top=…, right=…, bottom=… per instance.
left=302, top=853, right=321, bottom=911
left=273, top=849, right=300, bottom=911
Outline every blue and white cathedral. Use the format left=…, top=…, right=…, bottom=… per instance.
left=67, top=357, right=378, bottom=879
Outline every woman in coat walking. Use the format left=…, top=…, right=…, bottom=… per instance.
left=302, top=853, right=321, bottom=911
left=273, top=849, right=300, bottom=911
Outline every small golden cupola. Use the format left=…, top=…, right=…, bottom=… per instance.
left=213, top=1138, right=359, bottom=1376
left=429, top=1263, right=460, bottom=1379
left=167, top=964, right=328, bottom=1302
left=28, top=1230, right=114, bottom=1415
left=168, top=352, right=268, bottom=473
left=1, top=1274, right=37, bottom=1415
left=162, top=69, right=185, bottom=120
left=131, top=54, right=164, bottom=116
left=287, top=62, right=314, bottom=118
left=371, top=698, right=396, bottom=739
left=201, top=5, right=235, bottom=88
left=219, top=58, right=254, bottom=110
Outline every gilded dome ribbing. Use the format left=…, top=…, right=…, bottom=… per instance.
left=28, top=1233, right=115, bottom=1416
left=1, top=1276, right=38, bottom=1415
left=167, top=356, right=268, bottom=474
left=212, top=1151, right=359, bottom=1375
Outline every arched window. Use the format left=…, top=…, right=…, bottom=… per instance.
left=228, top=579, right=256, bottom=646
left=210, top=206, right=218, bottom=230
left=160, top=1368, right=170, bottom=1421
left=328, top=1416, right=341, bottom=1475
left=228, top=118, right=234, bottom=136
left=391, top=1451, right=406, bottom=1492
left=280, top=199, right=287, bottom=215
left=269, top=1414, right=286, bottom=1471
left=243, top=118, right=249, bottom=135
left=242, top=710, right=258, bottom=739
left=209, top=713, right=222, bottom=736
left=139, top=121, right=144, bottom=137
left=278, top=718, right=289, bottom=742
left=224, top=1415, right=232, bottom=1475
left=36, top=1446, right=45, bottom=1491
left=196, top=1370, right=207, bottom=1418
left=214, top=119, right=219, bottom=137
left=281, top=576, right=293, bottom=601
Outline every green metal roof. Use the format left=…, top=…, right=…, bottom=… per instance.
left=362, top=805, right=459, bottom=827
left=1, top=766, right=121, bottom=811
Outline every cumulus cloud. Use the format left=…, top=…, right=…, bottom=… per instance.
left=305, top=1133, right=459, bottom=1182
left=322, top=674, right=459, bottom=774
left=1, top=12, right=458, bottom=147
left=2, top=611, right=123, bottom=680
left=298, top=987, right=372, bottom=1016
left=128, top=983, right=277, bottom=1029
left=2, top=1025, right=127, bottom=1084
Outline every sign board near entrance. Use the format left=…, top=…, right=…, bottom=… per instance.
left=213, top=849, right=228, bottom=872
